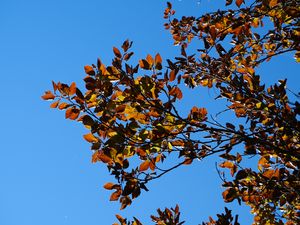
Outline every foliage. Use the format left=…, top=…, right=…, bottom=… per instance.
left=42, top=0, right=300, bottom=224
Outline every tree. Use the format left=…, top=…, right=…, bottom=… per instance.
left=42, top=0, right=300, bottom=224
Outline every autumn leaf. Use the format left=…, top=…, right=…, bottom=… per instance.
left=58, top=102, right=69, bottom=110
left=103, top=182, right=116, bottom=190
left=110, top=190, right=121, bottom=201
left=42, top=91, right=55, bottom=100
left=235, top=0, right=243, bottom=7
left=139, top=160, right=150, bottom=172
left=50, top=101, right=59, bottom=108
left=69, top=82, right=76, bottom=96
left=113, top=47, right=122, bottom=58
left=169, top=70, right=176, bottom=82
left=83, top=133, right=98, bottom=143
left=84, top=65, right=95, bottom=75
left=65, top=107, right=80, bottom=120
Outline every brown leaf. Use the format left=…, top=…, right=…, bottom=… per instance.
left=139, top=59, right=150, bottom=70
left=113, top=47, right=122, bottom=58
left=42, top=91, right=55, bottom=100
left=169, top=70, right=176, bottom=82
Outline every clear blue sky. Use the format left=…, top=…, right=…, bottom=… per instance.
left=0, top=1, right=299, bottom=225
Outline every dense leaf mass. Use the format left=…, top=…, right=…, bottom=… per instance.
left=42, top=0, right=300, bottom=224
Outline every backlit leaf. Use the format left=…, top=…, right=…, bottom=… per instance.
left=65, top=107, right=80, bottom=120
left=113, top=47, right=122, bottom=58
left=139, top=160, right=150, bottom=172
left=84, top=65, right=95, bottom=75
left=235, top=0, right=243, bottom=7
left=83, top=133, right=98, bottom=143
left=69, top=82, right=76, bottom=96
left=42, top=91, right=55, bottom=100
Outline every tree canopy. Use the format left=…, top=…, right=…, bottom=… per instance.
left=42, top=0, right=300, bottom=224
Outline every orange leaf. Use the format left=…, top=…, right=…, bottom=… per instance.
left=42, top=91, right=55, bottom=100
left=69, top=82, right=76, bottom=96
left=169, top=87, right=183, bottom=100
left=83, top=133, right=98, bottom=143
left=235, top=0, right=243, bottom=7
left=65, top=107, right=80, bottom=120
left=155, top=53, right=162, bottom=64
left=98, top=153, right=112, bottom=164
left=50, top=101, right=59, bottom=108
left=110, top=190, right=121, bottom=201
left=169, top=70, right=176, bottom=82
left=139, top=160, right=150, bottom=172
left=220, top=161, right=235, bottom=169
left=113, top=47, right=122, bottom=58
left=146, top=54, right=153, bottom=66
left=58, top=102, right=69, bottom=110
left=103, top=182, right=116, bottom=190
left=84, top=65, right=95, bottom=75
left=139, top=59, right=150, bottom=70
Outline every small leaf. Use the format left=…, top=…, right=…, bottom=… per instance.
left=83, top=133, right=98, bottom=143
left=146, top=54, right=153, bottom=66
left=103, top=182, right=116, bottom=190
left=235, top=0, right=243, bottom=7
left=42, top=91, right=55, bottom=100
left=220, top=161, right=235, bottom=169
left=113, top=47, right=122, bottom=58
left=139, top=160, right=150, bottom=172
left=84, top=65, right=95, bottom=75
left=58, top=102, right=69, bottom=110
left=110, top=190, right=121, bottom=201
left=65, top=107, right=80, bottom=120
left=69, top=82, right=76, bottom=96
left=50, top=101, right=59, bottom=108
left=169, top=70, right=176, bottom=82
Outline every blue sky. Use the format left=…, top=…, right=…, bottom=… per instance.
left=0, top=0, right=299, bottom=225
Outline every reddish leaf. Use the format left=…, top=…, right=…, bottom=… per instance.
left=58, top=102, right=69, bottom=110
left=169, top=70, right=176, bottom=82
left=235, top=0, right=243, bottom=7
left=113, top=47, right=122, bottom=58
left=110, top=190, right=121, bottom=201
left=42, top=91, right=55, bottom=100
left=69, top=82, right=76, bottom=96
left=50, top=101, right=59, bottom=108
left=65, top=107, right=80, bottom=120
left=103, top=182, right=116, bottom=190
left=139, top=160, right=150, bottom=172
